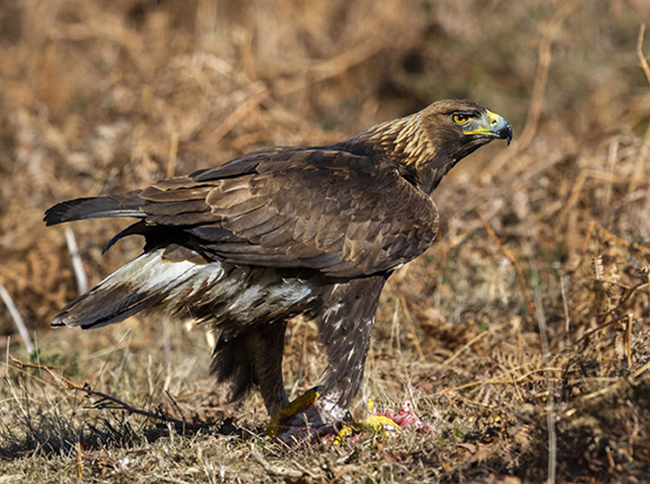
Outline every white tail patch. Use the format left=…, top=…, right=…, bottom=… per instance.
left=54, top=247, right=317, bottom=331
left=52, top=249, right=223, bottom=328
left=100, top=250, right=205, bottom=294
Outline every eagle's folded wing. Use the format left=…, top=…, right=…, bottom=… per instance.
left=136, top=148, right=439, bottom=277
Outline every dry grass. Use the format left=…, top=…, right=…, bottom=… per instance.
left=1, top=0, right=650, bottom=482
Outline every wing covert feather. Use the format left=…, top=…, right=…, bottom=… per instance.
left=131, top=147, right=438, bottom=276
left=201, top=150, right=438, bottom=276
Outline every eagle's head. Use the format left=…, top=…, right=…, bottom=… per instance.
left=364, top=98, right=512, bottom=193
left=421, top=98, right=512, bottom=163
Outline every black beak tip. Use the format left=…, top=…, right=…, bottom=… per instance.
left=502, top=120, right=513, bottom=146
left=504, top=121, right=512, bottom=146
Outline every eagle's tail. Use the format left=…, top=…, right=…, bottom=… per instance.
left=52, top=249, right=206, bottom=330
left=44, top=192, right=145, bottom=226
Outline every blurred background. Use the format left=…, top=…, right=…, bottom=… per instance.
left=1, top=0, right=648, bottom=338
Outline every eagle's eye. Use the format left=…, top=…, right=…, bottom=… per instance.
left=453, top=114, right=469, bottom=124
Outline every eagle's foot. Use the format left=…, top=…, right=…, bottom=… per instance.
left=267, top=395, right=431, bottom=445
left=266, top=389, right=350, bottom=443
left=266, top=388, right=321, bottom=438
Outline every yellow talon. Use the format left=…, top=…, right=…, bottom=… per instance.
left=332, top=400, right=400, bottom=445
left=267, top=395, right=400, bottom=442
left=332, top=424, right=354, bottom=446
left=266, top=389, right=320, bottom=437
left=358, top=414, right=401, bottom=433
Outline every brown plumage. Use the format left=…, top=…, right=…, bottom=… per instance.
left=44, top=99, right=511, bottom=420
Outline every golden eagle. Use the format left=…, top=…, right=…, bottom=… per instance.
left=45, top=99, right=511, bottom=434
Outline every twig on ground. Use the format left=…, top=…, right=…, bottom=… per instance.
left=475, top=209, right=538, bottom=327
left=9, top=356, right=210, bottom=434
left=0, top=285, right=34, bottom=354
left=250, top=451, right=310, bottom=479
left=575, top=313, right=632, bottom=344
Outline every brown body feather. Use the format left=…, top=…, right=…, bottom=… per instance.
left=45, top=99, right=511, bottom=417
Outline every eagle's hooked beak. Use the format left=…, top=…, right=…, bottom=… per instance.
left=464, top=111, right=513, bottom=145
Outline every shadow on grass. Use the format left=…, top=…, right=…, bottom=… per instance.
left=0, top=385, right=249, bottom=460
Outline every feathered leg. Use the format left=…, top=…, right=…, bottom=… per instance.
left=270, top=275, right=390, bottom=442
left=211, top=320, right=289, bottom=415
left=247, top=320, right=290, bottom=415
left=317, top=275, right=387, bottom=406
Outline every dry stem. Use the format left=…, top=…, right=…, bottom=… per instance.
left=637, top=24, right=650, bottom=85
left=581, top=220, right=650, bottom=256
left=0, top=286, right=34, bottom=354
